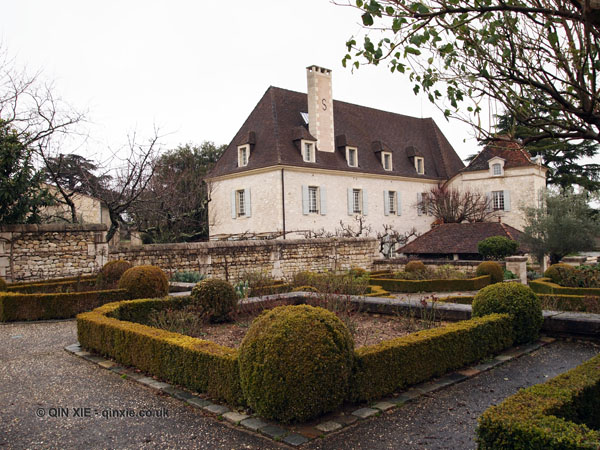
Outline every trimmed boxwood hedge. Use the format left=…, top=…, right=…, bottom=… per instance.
left=351, top=313, right=514, bottom=402
left=77, top=298, right=244, bottom=405
left=369, top=275, right=491, bottom=293
left=530, top=278, right=600, bottom=297
left=0, top=289, right=128, bottom=321
left=477, top=353, right=600, bottom=449
left=78, top=296, right=517, bottom=416
left=6, top=278, right=98, bottom=294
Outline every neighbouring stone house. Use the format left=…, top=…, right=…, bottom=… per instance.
left=40, top=184, right=111, bottom=227
left=206, top=65, right=547, bottom=243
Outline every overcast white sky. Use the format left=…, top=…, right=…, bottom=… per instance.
left=1, top=0, right=486, bottom=162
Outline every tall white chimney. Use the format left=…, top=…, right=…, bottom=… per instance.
left=306, top=65, right=334, bottom=152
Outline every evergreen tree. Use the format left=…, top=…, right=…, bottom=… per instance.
left=0, top=120, right=52, bottom=224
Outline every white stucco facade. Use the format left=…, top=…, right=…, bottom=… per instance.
left=209, top=166, right=442, bottom=239
left=447, top=163, right=547, bottom=230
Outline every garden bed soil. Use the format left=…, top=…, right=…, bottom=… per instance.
left=148, top=307, right=446, bottom=349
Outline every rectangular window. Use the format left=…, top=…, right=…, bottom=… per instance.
left=492, top=163, right=502, bottom=176
left=415, top=157, right=424, bottom=174
left=237, top=189, right=246, bottom=216
left=388, top=191, right=396, bottom=214
left=492, top=190, right=504, bottom=210
left=347, top=147, right=357, bottom=167
left=382, top=152, right=392, bottom=171
left=353, top=189, right=362, bottom=214
left=308, top=186, right=319, bottom=213
left=237, top=145, right=249, bottom=167
left=303, top=142, right=315, bottom=162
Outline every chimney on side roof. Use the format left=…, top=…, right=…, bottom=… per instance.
left=306, top=65, right=334, bottom=152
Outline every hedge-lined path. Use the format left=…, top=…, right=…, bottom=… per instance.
left=0, top=320, right=281, bottom=449
left=1, top=320, right=598, bottom=449
left=305, top=339, right=600, bottom=450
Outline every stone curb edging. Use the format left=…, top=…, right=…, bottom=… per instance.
left=64, top=336, right=554, bottom=447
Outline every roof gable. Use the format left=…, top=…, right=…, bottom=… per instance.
left=462, top=138, right=535, bottom=173
left=208, top=87, right=465, bottom=179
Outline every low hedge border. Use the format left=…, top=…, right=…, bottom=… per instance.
left=6, top=279, right=98, bottom=294
left=438, top=295, right=475, bottom=305
left=0, top=289, right=129, bottom=321
left=530, top=278, right=600, bottom=297
left=77, top=298, right=244, bottom=405
left=250, top=283, right=291, bottom=297
left=351, top=313, right=514, bottom=402
left=365, top=284, right=393, bottom=298
left=6, top=274, right=96, bottom=288
left=368, top=275, right=491, bottom=293
left=477, top=353, right=600, bottom=449
left=78, top=295, right=517, bottom=413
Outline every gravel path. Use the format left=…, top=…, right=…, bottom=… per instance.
left=0, top=320, right=280, bottom=450
left=306, top=339, right=600, bottom=450
left=1, top=320, right=598, bottom=449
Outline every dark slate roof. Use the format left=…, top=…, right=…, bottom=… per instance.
left=208, top=86, right=465, bottom=179
left=461, top=138, right=536, bottom=173
left=398, top=222, right=529, bottom=255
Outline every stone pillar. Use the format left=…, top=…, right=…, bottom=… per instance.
left=505, top=256, right=527, bottom=285
left=561, top=256, right=587, bottom=267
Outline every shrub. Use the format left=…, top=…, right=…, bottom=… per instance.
left=171, top=271, right=205, bottom=283
left=476, top=261, right=504, bottom=284
left=190, top=278, right=238, bottom=323
left=477, top=236, right=519, bottom=260
left=117, top=265, right=169, bottom=299
left=503, top=269, right=517, bottom=280
left=0, top=277, right=6, bottom=291
left=559, top=265, right=600, bottom=288
left=238, top=305, right=354, bottom=423
left=472, top=283, right=543, bottom=344
left=348, top=267, right=367, bottom=278
left=96, top=260, right=133, bottom=289
left=405, top=260, right=426, bottom=273
left=543, top=263, right=575, bottom=284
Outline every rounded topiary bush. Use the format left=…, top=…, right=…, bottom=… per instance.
left=239, top=305, right=354, bottom=423
left=117, top=265, right=169, bottom=299
left=477, top=236, right=519, bottom=260
left=544, top=263, right=575, bottom=284
left=476, top=261, right=504, bottom=284
left=96, top=259, right=133, bottom=289
left=405, top=260, right=426, bottom=273
left=190, top=278, right=238, bottom=323
left=0, top=276, right=6, bottom=291
left=472, top=283, right=542, bottom=344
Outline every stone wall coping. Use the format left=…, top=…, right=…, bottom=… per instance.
left=373, top=258, right=487, bottom=267
left=111, top=236, right=377, bottom=252
left=505, top=256, right=528, bottom=262
left=561, top=256, right=588, bottom=264
left=0, top=223, right=107, bottom=233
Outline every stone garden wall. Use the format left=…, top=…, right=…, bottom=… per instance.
left=110, top=237, right=378, bottom=282
left=0, top=224, right=108, bottom=282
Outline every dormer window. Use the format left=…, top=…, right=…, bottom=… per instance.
left=302, top=140, right=316, bottom=163
left=346, top=147, right=358, bottom=167
left=488, top=157, right=505, bottom=176
left=492, top=163, right=502, bottom=176
left=382, top=152, right=392, bottom=171
left=237, top=145, right=250, bottom=167
left=415, top=156, right=424, bottom=174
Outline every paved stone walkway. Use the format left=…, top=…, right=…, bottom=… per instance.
left=1, top=320, right=598, bottom=449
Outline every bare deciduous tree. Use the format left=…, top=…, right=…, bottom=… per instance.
left=417, top=185, right=494, bottom=223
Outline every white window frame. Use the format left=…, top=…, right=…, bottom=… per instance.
left=346, top=146, right=358, bottom=167
left=492, top=190, right=505, bottom=210
left=237, top=145, right=249, bottom=167
left=388, top=191, right=397, bottom=214
left=415, top=156, right=424, bottom=174
left=308, top=186, right=319, bottom=214
left=352, top=189, right=362, bottom=214
left=492, top=163, right=502, bottom=176
left=301, top=140, right=316, bottom=163
left=382, top=151, right=393, bottom=171
left=236, top=189, right=246, bottom=216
